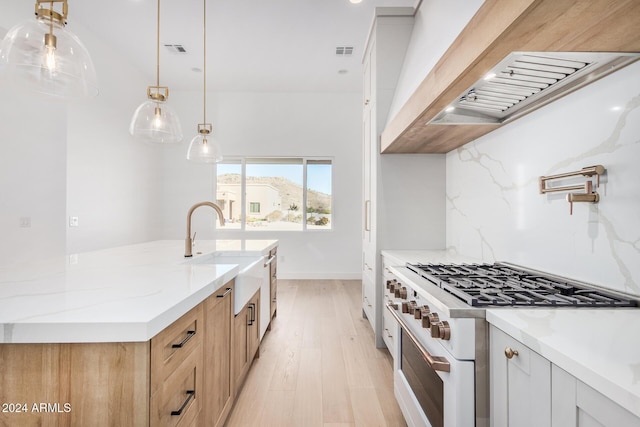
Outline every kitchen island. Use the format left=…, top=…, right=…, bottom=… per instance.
left=0, top=239, right=277, bottom=427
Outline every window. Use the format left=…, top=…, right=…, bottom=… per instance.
left=216, top=157, right=332, bottom=231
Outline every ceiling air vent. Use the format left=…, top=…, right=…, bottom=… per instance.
left=430, top=51, right=640, bottom=125
left=335, top=46, right=354, bottom=56
left=164, top=44, right=187, bottom=54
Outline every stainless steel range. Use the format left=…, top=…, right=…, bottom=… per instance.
left=386, top=261, right=637, bottom=427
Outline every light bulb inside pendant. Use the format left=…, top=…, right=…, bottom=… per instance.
left=153, top=106, right=163, bottom=129
left=43, top=33, right=58, bottom=73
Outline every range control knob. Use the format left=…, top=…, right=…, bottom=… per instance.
left=416, top=306, right=430, bottom=321
left=408, top=301, right=418, bottom=315
left=431, top=321, right=451, bottom=340
left=402, top=301, right=417, bottom=314
left=401, top=301, right=410, bottom=313
left=424, top=312, right=439, bottom=329
left=395, top=286, right=408, bottom=299
left=439, top=321, right=451, bottom=340
left=386, top=279, right=397, bottom=290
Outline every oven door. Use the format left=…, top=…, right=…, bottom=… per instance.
left=388, top=304, right=475, bottom=427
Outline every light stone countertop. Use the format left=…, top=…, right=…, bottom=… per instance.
left=0, top=239, right=277, bottom=344
left=381, top=249, right=482, bottom=267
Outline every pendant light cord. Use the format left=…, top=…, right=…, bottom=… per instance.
left=156, top=0, right=160, bottom=88
left=203, top=0, right=207, bottom=124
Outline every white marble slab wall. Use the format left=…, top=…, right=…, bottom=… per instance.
left=446, top=61, right=640, bottom=297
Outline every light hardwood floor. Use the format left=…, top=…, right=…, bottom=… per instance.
left=225, top=279, right=407, bottom=427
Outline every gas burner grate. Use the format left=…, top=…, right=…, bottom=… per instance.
left=407, top=263, right=637, bottom=308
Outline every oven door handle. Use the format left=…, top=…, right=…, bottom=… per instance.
left=386, top=302, right=451, bottom=373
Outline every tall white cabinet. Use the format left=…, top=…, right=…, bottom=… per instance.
left=361, top=8, right=446, bottom=348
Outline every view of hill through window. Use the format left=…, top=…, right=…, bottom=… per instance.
left=216, top=158, right=332, bottom=230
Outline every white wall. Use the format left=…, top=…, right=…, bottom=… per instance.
left=158, top=91, right=363, bottom=279
left=446, top=61, right=640, bottom=296
left=386, top=0, right=484, bottom=125
left=0, top=2, right=67, bottom=265
left=0, top=88, right=67, bottom=266
left=65, top=21, right=163, bottom=254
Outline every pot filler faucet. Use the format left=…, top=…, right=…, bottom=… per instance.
left=184, top=201, right=225, bottom=257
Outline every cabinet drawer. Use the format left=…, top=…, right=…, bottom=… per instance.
left=151, top=304, right=204, bottom=392
left=382, top=302, right=396, bottom=351
left=151, top=341, right=203, bottom=427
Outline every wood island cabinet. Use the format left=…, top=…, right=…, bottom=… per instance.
left=203, top=284, right=234, bottom=427
left=233, top=290, right=260, bottom=394
left=0, top=280, right=237, bottom=427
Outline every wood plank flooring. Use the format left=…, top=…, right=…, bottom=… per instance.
left=225, top=279, right=407, bottom=427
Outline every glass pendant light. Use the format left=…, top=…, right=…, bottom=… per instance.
left=0, top=0, right=98, bottom=100
left=186, top=0, right=222, bottom=163
left=129, top=0, right=183, bottom=144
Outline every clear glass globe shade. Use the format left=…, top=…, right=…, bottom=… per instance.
left=0, top=19, right=98, bottom=99
left=129, top=100, right=183, bottom=144
left=187, top=133, right=223, bottom=163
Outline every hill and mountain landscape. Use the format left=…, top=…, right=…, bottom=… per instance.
left=217, top=173, right=331, bottom=214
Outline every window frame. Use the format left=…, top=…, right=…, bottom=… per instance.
left=215, top=156, right=333, bottom=232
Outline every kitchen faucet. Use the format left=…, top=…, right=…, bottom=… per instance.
left=184, top=201, right=225, bottom=257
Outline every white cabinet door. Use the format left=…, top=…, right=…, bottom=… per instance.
left=490, top=326, right=551, bottom=427
left=552, top=365, right=639, bottom=427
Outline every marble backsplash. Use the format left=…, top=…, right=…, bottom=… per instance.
left=446, top=61, right=640, bottom=297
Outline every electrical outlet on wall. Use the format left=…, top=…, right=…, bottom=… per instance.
left=19, top=217, right=31, bottom=228
left=69, top=216, right=79, bottom=227
left=280, top=255, right=285, bottom=263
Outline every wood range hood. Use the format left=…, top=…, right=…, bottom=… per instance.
left=381, top=0, right=640, bottom=154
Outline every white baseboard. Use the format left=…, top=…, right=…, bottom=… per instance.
left=277, top=272, right=362, bottom=280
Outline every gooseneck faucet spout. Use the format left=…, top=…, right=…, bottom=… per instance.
left=184, top=201, right=225, bottom=257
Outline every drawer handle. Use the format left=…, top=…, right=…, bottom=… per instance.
left=264, top=255, right=276, bottom=267
left=504, top=347, right=519, bottom=359
left=171, top=390, right=195, bottom=416
left=217, top=287, right=232, bottom=298
left=248, top=303, right=256, bottom=325
left=172, top=330, right=196, bottom=349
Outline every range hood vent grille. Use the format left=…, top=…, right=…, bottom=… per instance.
left=430, top=52, right=640, bottom=125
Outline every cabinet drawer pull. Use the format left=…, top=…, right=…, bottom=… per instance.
left=172, top=330, right=196, bottom=349
left=217, top=287, right=232, bottom=298
left=170, top=390, right=195, bottom=416
left=248, top=303, right=255, bottom=325
left=263, top=255, right=276, bottom=267
left=504, top=347, right=519, bottom=359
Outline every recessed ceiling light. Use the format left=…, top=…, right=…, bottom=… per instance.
left=338, top=69, right=348, bottom=74
left=192, top=67, right=202, bottom=73
left=350, top=0, right=363, bottom=4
